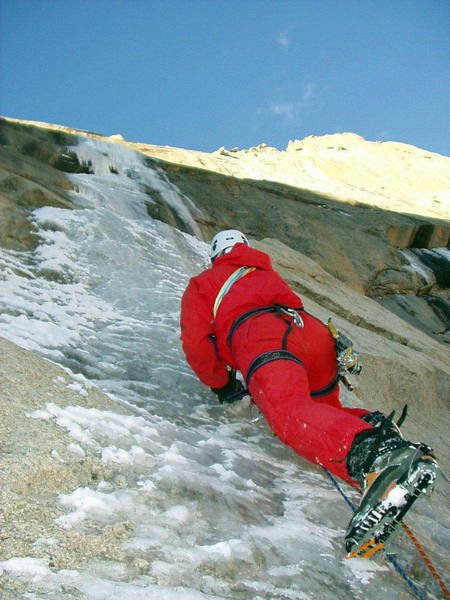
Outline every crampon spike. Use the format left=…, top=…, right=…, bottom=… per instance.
left=396, top=404, right=408, bottom=428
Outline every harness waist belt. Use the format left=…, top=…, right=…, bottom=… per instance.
left=227, top=304, right=304, bottom=349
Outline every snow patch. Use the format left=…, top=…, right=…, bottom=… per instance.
left=56, top=487, right=138, bottom=529
left=344, top=556, right=388, bottom=586
left=67, top=443, right=86, bottom=457
left=0, top=557, right=52, bottom=581
left=400, top=249, right=435, bottom=286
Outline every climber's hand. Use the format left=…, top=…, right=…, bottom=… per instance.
left=211, top=370, right=245, bottom=404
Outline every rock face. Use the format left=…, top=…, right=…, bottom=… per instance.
left=134, top=134, right=450, bottom=345
left=0, top=337, right=133, bottom=561
left=0, top=336, right=141, bottom=599
left=0, top=117, right=449, bottom=597
left=1, top=116, right=448, bottom=341
left=0, top=119, right=82, bottom=251
left=0, top=115, right=448, bottom=417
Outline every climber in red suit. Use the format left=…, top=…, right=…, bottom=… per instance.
left=180, top=230, right=439, bottom=556
left=180, top=230, right=371, bottom=483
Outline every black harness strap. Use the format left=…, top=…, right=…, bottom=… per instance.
left=227, top=304, right=304, bottom=349
left=281, top=321, right=293, bottom=350
left=245, top=350, right=304, bottom=385
left=245, top=349, right=340, bottom=398
left=310, top=373, right=340, bottom=397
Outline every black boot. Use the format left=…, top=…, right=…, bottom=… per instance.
left=345, top=412, right=438, bottom=558
left=347, top=411, right=406, bottom=484
left=360, top=405, right=408, bottom=430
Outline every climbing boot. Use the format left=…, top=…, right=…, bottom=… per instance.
left=345, top=412, right=438, bottom=558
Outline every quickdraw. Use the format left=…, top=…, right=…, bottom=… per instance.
left=327, top=318, right=362, bottom=391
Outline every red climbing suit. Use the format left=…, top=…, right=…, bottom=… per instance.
left=180, top=243, right=371, bottom=483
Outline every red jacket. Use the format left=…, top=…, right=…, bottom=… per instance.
left=180, top=244, right=303, bottom=388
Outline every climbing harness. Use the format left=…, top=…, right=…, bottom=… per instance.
left=226, top=304, right=309, bottom=391
left=214, top=273, right=362, bottom=410
left=226, top=305, right=345, bottom=398
left=322, top=467, right=449, bottom=600
left=213, top=272, right=360, bottom=399
left=226, top=304, right=304, bottom=349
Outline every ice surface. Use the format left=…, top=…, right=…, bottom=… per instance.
left=0, top=134, right=423, bottom=599
left=400, top=249, right=436, bottom=287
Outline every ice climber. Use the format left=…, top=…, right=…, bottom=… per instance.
left=180, top=229, right=439, bottom=557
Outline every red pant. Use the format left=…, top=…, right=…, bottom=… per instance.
left=232, top=312, right=370, bottom=483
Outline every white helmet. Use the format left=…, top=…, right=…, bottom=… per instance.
left=209, top=229, right=249, bottom=261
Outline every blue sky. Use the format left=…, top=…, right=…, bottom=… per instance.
left=1, top=0, right=449, bottom=155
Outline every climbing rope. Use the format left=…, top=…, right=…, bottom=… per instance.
left=322, top=467, right=449, bottom=600
left=383, top=553, right=428, bottom=600
left=322, top=465, right=357, bottom=511
left=401, top=522, right=450, bottom=600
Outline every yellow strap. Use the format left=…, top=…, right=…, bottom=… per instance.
left=346, top=539, right=384, bottom=560
left=327, top=317, right=339, bottom=339
left=213, top=266, right=255, bottom=319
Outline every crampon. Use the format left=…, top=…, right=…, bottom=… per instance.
left=345, top=449, right=438, bottom=559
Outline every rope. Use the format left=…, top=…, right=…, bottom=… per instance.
left=321, top=467, right=448, bottom=600
left=322, top=465, right=357, bottom=511
left=212, top=266, right=255, bottom=318
left=384, top=553, right=427, bottom=600
left=401, top=522, right=450, bottom=599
